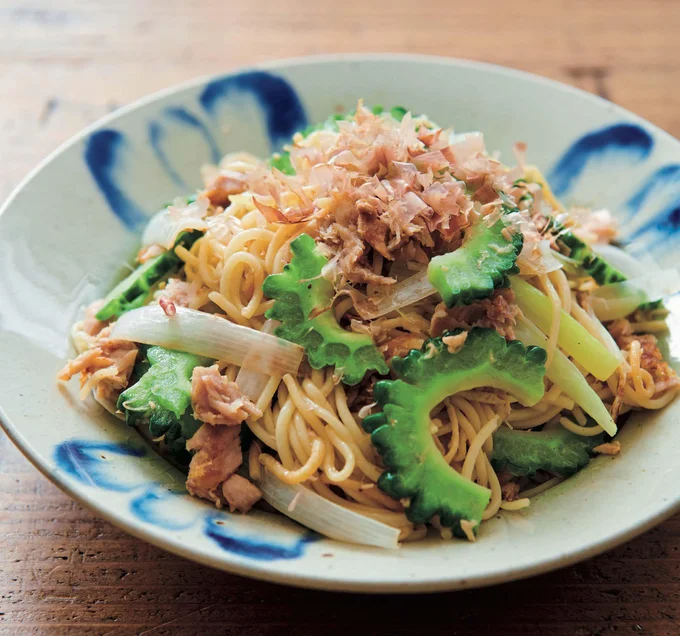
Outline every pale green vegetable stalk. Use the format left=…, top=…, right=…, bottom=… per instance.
left=514, top=317, right=617, bottom=436
left=510, top=277, right=619, bottom=382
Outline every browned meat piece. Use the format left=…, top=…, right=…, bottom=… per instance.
left=430, top=289, right=520, bottom=339
left=82, top=299, right=107, bottom=337
left=186, top=424, right=242, bottom=503
left=610, top=320, right=679, bottom=389
left=58, top=335, right=138, bottom=402
left=161, top=278, right=207, bottom=310
left=191, top=365, right=262, bottom=426
left=221, top=474, right=262, bottom=513
left=483, top=289, right=521, bottom=337
left=204, top=171, right=248, bottom=206
left=497, top=470, right=521, bottom=502
left=57, top=348, right=110, bottom=383
left=380, top=332, right=425, bottom=362
left=607, top=318, right=633, bottom=340
left=501, top=481, right=521, bottom=502
left=593, top=441, right=621, bottom=456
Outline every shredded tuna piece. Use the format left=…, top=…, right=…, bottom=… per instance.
left=654, top=377, right=680, bottom=394
left=186, top=424, right=243, bottom=503
left=221, top=474, right=262, bottom=513
left=319, top=222, right=395, bottom=285
left=204, top=170, right=249, bottom=206
left=430, top=289, right=520, bottom=339
left=496, top=470, right=521, bottom=502
left=191, top=365, right=262, bottom=426
left=610, top=321, right=679, bottom=388
left=501, top=480, right=521, bottom=502
left=593, top=441, right=622, bottom=456
left=57, top=334, right=138, bottom=403
left=380, top=333, right=426, bottom=362
left=82, top=299, right=107, bottom=337
left=186, top=424, right=261, bottom=511
left=607, top=318, right=633, bottom=340
left=442, top=331, right=468, bottom=354
left=161, top=278, right=209, bottom=310
left=349, top=317, right=384, bottom=340
left=57, top=348, right=110, bottom=383
left=187, top=424, right=242, bottom=494
left=137, top=243, right=165, bottom=264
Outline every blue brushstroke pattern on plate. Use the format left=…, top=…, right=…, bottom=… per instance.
left=130, top=488, right=197, bottom=531
left=85, top=70, right=307, bottom=230
left=54, top=439, right=316, bottom=561
left=547, top=123, right=653, bottom=198
left=205, top=516, right=320, bottom=561
left=199, top=70, right=307, bottom=150
left=54, top=439, right=147, bottom=492
left=84, top=130, right=149, bottom=231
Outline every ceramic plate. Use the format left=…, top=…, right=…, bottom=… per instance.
left=1, top=55, right=679, bottom=593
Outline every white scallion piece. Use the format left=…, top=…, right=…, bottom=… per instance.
left=591, top=243, right=660, bottom=278
left=359, top=269, right=436, bottom=319
left=537, top=239, right=565, bottom=273
left=142, top=208, right=173, bottom=247
left=111, top=306, right=303, bottom=376
left=235, top=319, right=281, bottom=400
left=589, top=269, right=680, bottom=321
left=141, top=200, right=209, bottom=249
left=258, top=469, right=401, bottom=550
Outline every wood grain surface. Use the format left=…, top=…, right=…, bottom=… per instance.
left=1, top=0, right=679, bottom=634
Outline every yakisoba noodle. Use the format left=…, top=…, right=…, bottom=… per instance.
left=58, top=104, right=680, bottom=544
left=175, top=158, right=676, bottom=538
left=180, top=186, right=509, bottom=534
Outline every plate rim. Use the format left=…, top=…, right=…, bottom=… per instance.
left=2, top=52, right=679, bottom=593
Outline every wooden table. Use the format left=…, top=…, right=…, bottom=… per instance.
left=1, top=1, right=679, bottom=633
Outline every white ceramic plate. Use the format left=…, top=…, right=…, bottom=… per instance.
left=1, top=55, right=679, bottom=593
